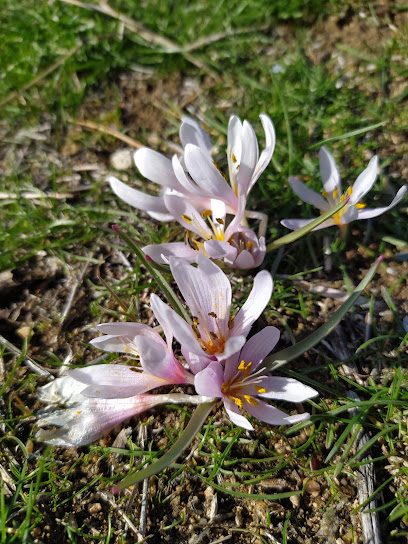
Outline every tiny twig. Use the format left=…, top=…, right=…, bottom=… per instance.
left=0, top=334, right=53, bottom=379
left=97, top=492, right=139, bottom=536
left=73, top=119, right=144, bottom=148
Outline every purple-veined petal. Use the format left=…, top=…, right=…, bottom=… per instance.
left=108, top=176, right=173, bottom=220
left=133, top=335, right=193, bottom=384
left=134, top=148, right=181, bottom=190
left=194, top=361, right=224, bottom=397
left=349, top=155, right=378, bottom=204
left=150, top=293, right=206, bottom=358
left=356, top=185, right=407, bottom=220
left=170, top=254, right=232, bottom=340
left=143, top=242, right=198, bottom=265
left=239, top=326, right=280, bottom=372
left=259, top=376, right=318, bottom=402
left=233, top=270, right=273, bottom=338
left=289, top=176, right=330, bottom=211
left=319, top=146, right=341, bottom=194
left=180, top=117, right=213, bottom=154
left=184, top=144, right=237, bottom=209
left=224, top=397, right=254, bottom=430
left=245, top=399, right=310, bottom=426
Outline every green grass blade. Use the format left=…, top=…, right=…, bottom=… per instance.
left=115, top=401, right=216, bottom=490
left=259, top=256, right=383, bottom=373
left=266, top=198, right=348, bottom=252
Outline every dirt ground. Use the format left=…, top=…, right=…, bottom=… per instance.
left=1, top=4, right=408, bottom=543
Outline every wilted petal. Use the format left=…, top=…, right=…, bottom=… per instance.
left=349, top=155, right=378, bottom=204
left=319, top=146, right=341, bottom=194
left=289, top=176, right=330, bottom=211
left=143, top=242, right=198, bottom=264
left=356, top=185, right=407, bottom=220
left=259, top=376, right=318, bottom=402
left=233, top=270, right=273, bottom=337
left=37, top=376, right=86, bottom=406
left=245, top=399, right=310, bottom=426
left=36, top=395, right=165, bottom=447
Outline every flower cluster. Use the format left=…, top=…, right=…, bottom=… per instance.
left=36, top=113, right=406, bottom=472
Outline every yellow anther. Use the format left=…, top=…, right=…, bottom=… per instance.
left=247, top=240, right=253, bottom=250
left=347, top=187, right=353, bottom=196
left=238, top=360, right=252, bottom=377
left=322, top=191, right=329, bottom=198
left=340, top=194, right=345, bottom=202
left=233, top=397, right=243, bottom=408
left=332, top=188, right=338, bottom=199
left=208, top=311, right=217, bottom=318
left=216, top=218, right=224, bottom=225
left=192, top=324, right=201, bottom=339
left=193, top=316, right=200, bottom=326
left=202, top=210, right=212, bottom=218
left=182, top=214, right=192, bottom=224
left=244, top=395, right=259, bottom=406
left=232, top=153, right=237, bottom=163
left=209, top=331, right=218, bottom=340
left=76, top=411, right=82, bottom=414
left=356, top=203, right=366, bottom=209
left=255, top=386, right=266, bottom=393
left=238, top=360, right=246, bottom=371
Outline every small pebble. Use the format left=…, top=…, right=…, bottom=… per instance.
left=110, top=148, right=133, bottom=170
left=88, top=503, right=102, bottom=514
left=303, top=478, right=321, bottom=496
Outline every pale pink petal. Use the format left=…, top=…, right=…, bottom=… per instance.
left=259, top=377, right=318, bottom=402
left=245, top=399, right=310, bottom=425
left=134, top=148, right=181, bottom=190
left=181, top=347, right=213, bottom=375
left=194, top=361, right=224, bottom=397
left=356, top=185, right=407, bottom=220
left=143, top=242, right=198, bottom=264
left=204, top=239, right=237, bottom=261
left=224, top=194, right=247, bottom=241
left=224, top=398, right=254, bottom=430
left=339, top=205, right=358, bottom=225
left=172, top=155, right=203, bottom=196
left=150, top=294, right=205, bottom=358
left=319, top=146, right=341, bottom=194
left=349, top=155, right=378, bottom=204
left=232, top=250, right=255, bottom=269
left=289, top=176, right=330, bottom=211
left=184, top=144, right=237, bottom=209
left=90, top=335, right=135, bottom=354
left=180, top=117, right=212, bottom=153
left=216, top=335, right=246, bottom=362
left=134, top=335, right=193, bottom=384
left=233, top=270, right=273, bottom=338
left=96, top=322, right=164, bottom=344
left=108, top=176, right=172, bottom=219
left=239, top=327, right=280, bottom=371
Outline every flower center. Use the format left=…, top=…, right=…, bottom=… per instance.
left=321, top=186, right=365, bottom=225
left=221, top=360, right=267, bottom=409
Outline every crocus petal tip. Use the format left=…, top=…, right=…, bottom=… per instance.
left=112, top=225, right=119, bottom=232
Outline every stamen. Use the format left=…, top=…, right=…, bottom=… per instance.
left=232, top=153, right=237, bottom=163
left=192, top=324, right=201, bottom=339
left=356, top=203, right=366, bottom=209
left=208, top=311, right=217, bottom=318
left=216, top=218, right=224, bottom=225
left=193, top=316, right=200, bottom=326
left=255, top=386, right=266, bottom=393
left=322, top=191, right=329, bottom=198
left=228, top=316, right=235, bottom=330
left=332, top=188, right=338, bottom=199
left=233, top=397, right=243, bottom=408
left=243, top=395, right=258, bottom=406
left=202, top=210, right=212, bottom=218
left=347, top=187, right=353, bottom=196
left=209, top=331, right=218, bottom=340
left=247, top=240, right=253, bottom=250
left=182, top=214, right=192, bottom=224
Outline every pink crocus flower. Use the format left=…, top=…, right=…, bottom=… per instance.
left=108, top=114, right=275, bottom=220
left=194, top=327, right=318, bottom=430
left=150, top=255, right=273, bottom=371
left=143, top=194, right=266, bottom=269
left=281, top=146, right=407, bottom=231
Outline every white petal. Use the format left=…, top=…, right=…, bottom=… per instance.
left=224, top=398, right=254, bottom=430
left=143, top=242, right=198, bottom=264
left=289, top=176, right=330, bottom=211
left=184, top=144, right=237, bottom=209
left=180, top=117, right=212, bottom=153
left=236, top=120, right=258, bottom=196
left=216, top=335, right=246, bottom=362
left=356, top=185, right=407, bottom=220
left=90, top=335, right=135, bottom=354
left=172, top=155, right=203, bottom=195
left=108, top=176, right=172, bottom=218
left=349, top=155, right=378, bottom=204
left=248, top=114, right=276, bottom=192
left=245, top=399, right=310, bottom=426
left=134, top=148, right=181, bottom=190
left=204, top=239, right=237, bottom=261
left=233, top=270, right=273, bottom=337
left=319, top=146, right=341, bottom=194
left=96, top=322, right=163, bottom=343
left=259, top=377, right=318, bottom=402
left=164, top=194, right=212, bottom=239
left=37, top=376, right=86, bottom=406
left=280, top=218, right=336, bottom=231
